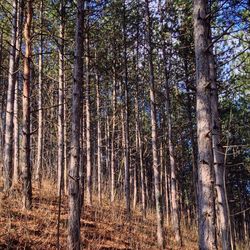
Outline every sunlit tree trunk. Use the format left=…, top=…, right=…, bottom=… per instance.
left=3, top=0, right=18, bottom=191
left=159, top=0, right=181, bottom=243
left=96, top=72, right=102, bottom=204
left=68, top=0, right=84, bottom=248
left=35, top=0, right=43, bottom=188
left=110, top=67, right=116, bottom=203
left=193, top=0, right=217, bottom=249
left=145, top=0, right=164, bottom=247
left=22, top=0, right=33, bottom=210
left=208, top=27, right=231, bottom=250
left=57, top=0, right=65, bottom=196
left=13, top=0, right=24, bottom=185
left=122, top=0, right=130, bottom=217
left=85, top=12, right=92, bottom=205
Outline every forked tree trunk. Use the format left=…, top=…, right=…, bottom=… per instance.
left=22, top=0, right=33, bottom=210
left=35, top=0, right=43, bottom=188
left=145, top=0, right=164, bottom=247
left=3, top=0, right=18, bottom=191
left=193, top=0, right=217, bottom=249
left=68, top=1, right=84, bottom=249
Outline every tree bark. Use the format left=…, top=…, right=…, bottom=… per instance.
left=67, top=0, right=84, bottom=249
left=22, top=0, right=33, bottom=210
left=208, top=28, right=231, bottom=250
left=58, top=0, right=65, bottom=197
left=3, top=0, right=18, bottom=191
left=35, top=0, right=43, bottom=189
left=193, top=0, right=217, bottom=249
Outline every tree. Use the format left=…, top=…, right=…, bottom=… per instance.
left=193, top=0, right=216, bottom=248
left=22, top=0, right=33, bottom=210
left=3, top=0, right=18, bottom=191
left=145, top=0, right=164, bottom=247
left=67, top=0, right=84, bottom=248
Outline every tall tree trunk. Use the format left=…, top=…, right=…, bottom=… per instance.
left=22, top=0, right=33, bottom=210
left=145, top=0, right=164, bottom=247
left=68, top=0, right=84, bottom=248
left=58, top=0, right=65, bottom=197
left=13, top=0, right=24, bottom=185
left=208, top=28, right=231, bottom=250
left=122, top=0, right=130, bottom=217
left=110, top=67, right=116, bottom=203
left=85, top=11, right=92, bottom=205
left=3, top=0, right=18, bottom=191
left=35, top=0, right=43, bottom=188
left=159, top=0, right=181, bottom=243
left=193, top=0, right=216, bottom=249
left=96, top=73, right=102, bottom=204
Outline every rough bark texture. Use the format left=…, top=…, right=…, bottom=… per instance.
left=3, top=0, right=18, bottom=191
left=67, top=0, right=84, bottom=249
left=193, top=0, right=217, bottom=249
left=145, top=0, right=164, bottom=248
left=209, top=33, right=231, bottom=250
left=22, top=0, right=33, bottom=210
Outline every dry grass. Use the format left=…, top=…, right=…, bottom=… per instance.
left=0, top=179, right=198, bottom=249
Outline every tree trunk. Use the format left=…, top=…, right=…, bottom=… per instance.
left=22, top=0, right=33, bottom=210
left=96, top=73, right=102, bottom=204
left=110, top=67, right=116, bottom=203
left=85, top=15, right=92, bottom=205
left=145, top=0, right=164, bottom=247
left=58, top=0, right=65, bottom=197
left=67, top=0, right=84, bottom=249
left=193, top=0, right=217, bottom=249
left=122, top=0, right=130, bottom=217
left=159, top=0, right=181, bottom=243
left=3, top=0, right=18, bottom=191
left=35, top=0, right=43, bottom=188
left=208, top=28, right=231, bottom=250
left=13, top=0, right=24, bottom=185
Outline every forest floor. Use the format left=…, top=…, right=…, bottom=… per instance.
left=0, top=179, right=198, bottom=250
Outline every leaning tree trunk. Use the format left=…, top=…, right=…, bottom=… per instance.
left=67, top=0, right=84, bottom=249
left=208, top=29, right=232, bottom=250
left=57, top=0, right=65, bottom=196
left=193, top=0, right=217, bottom=249
left=145, top=0, right=164, bottom=248
left=22, top=0, right=33, bottom=210
left=3, top=0, right=18, bottom=191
